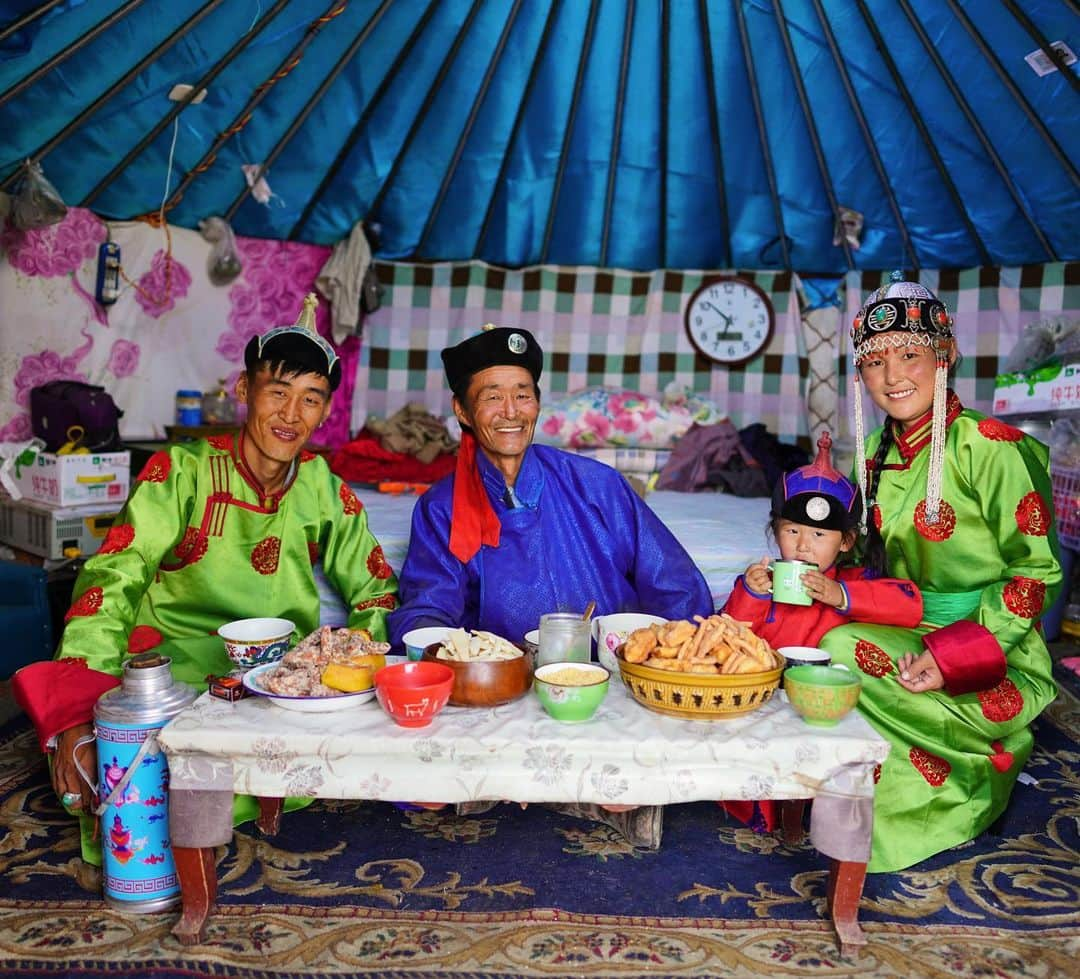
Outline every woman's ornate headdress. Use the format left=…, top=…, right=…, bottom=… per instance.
left=851, top=272, right=954, bottom=526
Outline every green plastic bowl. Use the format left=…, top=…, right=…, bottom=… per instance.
left=534, top=662, right=609, bottom=723
left=783, top=664, right=861, bottom=727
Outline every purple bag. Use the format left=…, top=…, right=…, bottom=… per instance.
left=30, top=380, right=123, bottom=452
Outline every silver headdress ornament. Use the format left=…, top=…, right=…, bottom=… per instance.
left=257, top=292, right=340, bottom=374
left=851, top=271, right=954, bottom=527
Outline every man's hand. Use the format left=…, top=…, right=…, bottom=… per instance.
left=744, top=556, right=772, bottom=595
left=800, top=569, right=845, bottom=609
left=895, top=651, right=944, bottom=694
left=53, top=723, right=96, bottom=811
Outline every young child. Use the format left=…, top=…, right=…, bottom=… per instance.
left=723, top=431, right=923, bottom=649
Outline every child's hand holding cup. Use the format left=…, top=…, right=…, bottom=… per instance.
left=771, top=560, right=818, bottom=605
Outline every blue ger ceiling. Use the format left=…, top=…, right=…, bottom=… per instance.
left=1, top=0, right=1077, bottom=274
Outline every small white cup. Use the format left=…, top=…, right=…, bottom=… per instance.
left=591, top=612, right=669, bottom=673
left=402, top=626, right=455, bottom=662
left=777, top=645, right=831, bottom=669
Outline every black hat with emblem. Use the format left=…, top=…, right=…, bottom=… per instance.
left=441, top=325, right=543, bottom=399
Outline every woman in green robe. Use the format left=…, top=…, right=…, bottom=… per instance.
left=820, top=276, right=1061, bottom=873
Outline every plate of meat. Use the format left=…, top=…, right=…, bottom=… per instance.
left=241, top=626, right=397, bottom=712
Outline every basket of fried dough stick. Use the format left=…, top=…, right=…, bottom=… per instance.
left=615, top=614, right=784, bottom=719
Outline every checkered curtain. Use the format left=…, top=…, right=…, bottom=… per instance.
left=353, top=262, right=808, bottom=444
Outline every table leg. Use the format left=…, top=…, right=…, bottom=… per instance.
left=257, top=796, right=283, bottom=836
left=172, top=846, right=217, bottom=946
left=826, top=857, right=868, bottom=953
left=780, top=799, right=808, bottom=843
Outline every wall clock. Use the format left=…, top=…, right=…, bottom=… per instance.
left=683, top=277, right=775, bottom=367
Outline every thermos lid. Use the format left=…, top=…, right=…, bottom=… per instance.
left=94, top=653, right=198, bottom=725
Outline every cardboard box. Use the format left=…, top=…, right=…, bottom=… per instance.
left=993, top=361, right=1080, bottom=416
left=0, top=495, right=121, bottom=560
left=9, top=450, right=130, bottom=507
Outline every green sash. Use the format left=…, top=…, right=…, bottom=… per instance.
left=921, top=588, right=982, bottom=627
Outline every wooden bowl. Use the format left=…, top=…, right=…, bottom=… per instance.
left=615, top=646, right=783, bottom=719
left=421, top=642, right=533, bottom=707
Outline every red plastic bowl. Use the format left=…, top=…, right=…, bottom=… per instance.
left=374, top=661, right=454, bottom=728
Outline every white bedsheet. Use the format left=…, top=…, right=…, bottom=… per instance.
left=316, top=488, right=773, bottom=623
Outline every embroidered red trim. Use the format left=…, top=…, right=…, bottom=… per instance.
left=65, top=586, right=104, bottom=622
left=97, top=523, right=135, bottom=555
left=977, top=417, right=1023, bottom=442
left=366, top=545, right=394, bottom=580
left=355, top=594, right=397, bottom=611
left=978, top=679, right=1024, bottom=722
left=913, top=499, right=957, bottom=542
left=207, top=434, right=234, bottom=451
left=854, top=640, right=894, bottom=678
left=251, top=536, right=281, bottom=575
left=1015, top=491, right=1051, bottom=537
left=173, top=527, right=208, bottom=565
left=909, top=746, right=951, bottom=786
left=340, top=483, right=363, bottom=516
left=1002, top=576, right=1046, bottom=619
left=127, top=625, right=163, bottom=654
left=137, top=451, right=171, bottom=483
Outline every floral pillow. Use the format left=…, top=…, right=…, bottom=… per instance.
left=536, top=384, right=725, bottom=449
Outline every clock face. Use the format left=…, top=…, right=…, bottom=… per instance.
left=683, top=277, right=775, bottom=366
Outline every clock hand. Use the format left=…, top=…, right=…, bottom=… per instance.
left=702, top=302, right=734, bottom=336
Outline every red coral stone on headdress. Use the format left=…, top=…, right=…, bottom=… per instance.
left=307, top=540, right=319, bottom=565
left=977, top=418, right=1023, bottom=442
left=1002, top=576, right=1046, bottom=619
left=174, top=527, right=208, bottom=565
left=65, top=586, right=104, bottom=622
left=207, top=434, right=233, bottom=452
left=988, top=740, right=1014, bottom=773
left=138, top=451, right=171, bottom=483
left=978, top=679, right=1024, bottom=723
left=340, top=483, right=363, bottom=516
left=366, top=545, right=393, bottom=580
left=356, top=594, right=397, bottom=612
left=251, top=536, right=281, bottom=575
left=127, top=625, right=163, bottom=654
left=854, top=640, right=894, bottom=678
left=909, top=746, right=951, bottom=787
left=1015, top=491, right=1051, bottom=537
left=97, top=523, right=135, bottom=555
left=913, top=499, right=956, bottom=541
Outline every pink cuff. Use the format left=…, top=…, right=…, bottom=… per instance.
left=922, top=620, right=1005, bottom=696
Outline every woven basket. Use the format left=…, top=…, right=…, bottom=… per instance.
left=616, top=653, right=783, bottom=719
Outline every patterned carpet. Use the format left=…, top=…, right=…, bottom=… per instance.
left=1, top=670, right=1078, bottom=979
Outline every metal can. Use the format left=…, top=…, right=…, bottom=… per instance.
left=175, top=390, right=202, bottom=426
left=88, top=654, right=197, bottom=912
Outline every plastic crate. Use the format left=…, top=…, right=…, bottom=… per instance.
left=1051, top=466, right=1080, bottom=551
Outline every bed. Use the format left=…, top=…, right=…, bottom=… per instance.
left=316, top=487, right=773, bottom=625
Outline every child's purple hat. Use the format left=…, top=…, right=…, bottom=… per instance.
left=770, top=431, right=862, bottom=532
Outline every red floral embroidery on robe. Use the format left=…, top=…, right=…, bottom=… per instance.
left=174, top=527, right=208, bottom=565
left=127, top=625, right=163, bottom=654
left=65, top=586, right=104, bottom=622
left=913, top=499, right=957, bottom=542
left=909, top=746, right=951, bottom=787
left=854, top=640, right=894, bottom=678
left=977, top=418, right=1023, bottom=442
left=1002, top=576, right=1045, bottom=619
left=988, top=740, right=1014, bottom=773
left=207, top=434, right=233, bottom=452
left=1015, top=491, right=1051, bottom=537
left=979, top=678, right=1024, bottom=722
left=137, top=451, right=171, bottom=483
left=356, top=594, right=397, bottom=612
left=251, top=537, right=281, bottom=575
left=97, top=523, right=135, bottom=555
left=872, top=505, right=882, bottom=531
left=366, top=545, right=393, bottom=580
left=307, top=541, right=319, bottom=565
left=340, top=483, right=362, bottom=515
left=300, top=450, right=316, bottom=463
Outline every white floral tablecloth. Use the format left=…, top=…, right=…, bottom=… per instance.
left=159, top=679, right=888, bottom=810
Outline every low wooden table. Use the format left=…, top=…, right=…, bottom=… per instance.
left=158, top=671, right=888, bottom=952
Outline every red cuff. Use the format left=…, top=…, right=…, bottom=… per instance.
left=922, top=620, right=1005, bottom=696
left=11, top=659, right=120, bottom=751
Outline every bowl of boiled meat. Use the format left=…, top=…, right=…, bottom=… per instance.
left=421, top=628, right=533, bottom=707
left=242, top=625, right=389, bottom=712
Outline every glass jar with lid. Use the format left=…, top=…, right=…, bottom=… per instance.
left=201, top=379, right=237, bottom=425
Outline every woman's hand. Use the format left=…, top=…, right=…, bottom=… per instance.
left=800, top=569, right=845, bottom=608
left=744, top=556, right=772, bottom=595
left=895, top=651, right=944, bottom=693
left=53, top=723, right=96, bottom=811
